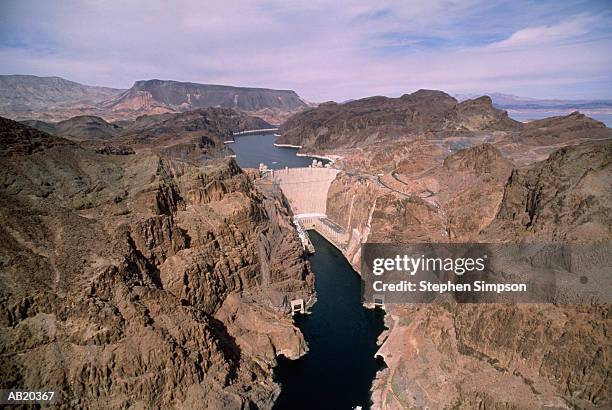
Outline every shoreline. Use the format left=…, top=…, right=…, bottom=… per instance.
left=296, top=152, right=336, bottom=163
left=274, top=143, right=303, bottom=148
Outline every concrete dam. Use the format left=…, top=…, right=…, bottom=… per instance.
left=264, top=167, right=348, bottom=250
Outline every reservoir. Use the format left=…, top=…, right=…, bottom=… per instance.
left=229, top=132, right=315, bottom=169
left=273, top=232, right=386, bottom=410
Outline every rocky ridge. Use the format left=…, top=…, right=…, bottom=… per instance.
left=0, top=75, right=123, bottom=121
left=278, top=90, right=612, bottom=174
left=295, top=90, right=612, bottom=408
left=322, top=140, right=611, bottom=409
left=277, top=90, right=521, bottom=152
left=103, top=79, right=308, bottom=124
left=0, top=117, right=314, bottom=408
left=1, top=75, right=308, bottom=124
left=21, top=108, right=272, bottom=164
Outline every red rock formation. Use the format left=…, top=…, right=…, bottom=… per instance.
left=0, top=117, right=313, bottom=408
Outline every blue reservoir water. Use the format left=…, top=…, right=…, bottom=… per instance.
left=273, top=231, right=386, bottom=410
left=229, top=133, right=315, bottom=169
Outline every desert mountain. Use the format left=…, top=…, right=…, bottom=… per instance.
left=18, top=108, right=271, bottom=163
left=323, top=138, right=611, bottom=408
left=0, top=75, right=308, bottom=124
left=273, top=88, right=612, bottom=408
left=0, top=75, right=124, bottom=120
left=277, top=89, right=611, bottom=174
left=104, top=79, right=307, bottom=118
left=54, top=115, right=122, bottom=141
left=278, top=90, right=520, bottom=151
left=0, top=116, right=313, bottom=408
left=19, top=119, right=58, bottom=136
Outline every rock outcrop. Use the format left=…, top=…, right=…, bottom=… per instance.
left=484, top=140, right=612, bottom=242
left=277, top=90, right=521, bottom=152
left=104, top=79, right=307, bottom=120
left=0, top=117, right=314, bottom=408
left=363, top=141, right=612, bottom=409
left=319, top=137, right=612, bottom=409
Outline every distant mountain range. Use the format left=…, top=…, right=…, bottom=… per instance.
left=0, top=75, right=123, bottom=114
left=455, top=92, right=612, bottom=110
left=0, top=75, right=309, bottom=124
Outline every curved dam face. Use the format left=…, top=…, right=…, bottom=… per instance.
left=269, top=167, right=339, bottom=215
left=267, top=167, right=348, bottom=248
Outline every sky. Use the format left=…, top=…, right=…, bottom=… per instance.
left=1, top=0, right=611, bottom=102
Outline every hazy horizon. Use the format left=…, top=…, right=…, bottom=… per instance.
left=1, top=0, right=611, bottom=102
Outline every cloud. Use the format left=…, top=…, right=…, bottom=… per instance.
left=489, top=13, right=601, bottom=48
left=0, top=0, right=611, bottom=100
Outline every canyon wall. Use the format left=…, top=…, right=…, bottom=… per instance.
left=0, top=117, right=314, bottom=408
left=322, top=140, right=611, bottom=409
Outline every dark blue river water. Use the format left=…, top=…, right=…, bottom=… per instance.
left=273, top=232, right=386, bottom=410
left=230, top=132, right=385, bottom=408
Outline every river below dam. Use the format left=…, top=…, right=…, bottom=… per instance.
left=273, top=232, right=386, bottom=410
left=231, top=132, right=385, bottom=408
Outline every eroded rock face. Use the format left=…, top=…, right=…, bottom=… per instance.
left=278, top=90, right=521, bottom=153
left=0, top=117, right=313, bottom=408
left=485, top=140, right=612, bottom=242
left=372, top=303, right=610, bottom=410
left=321, top=139, right=611, bottom=409
left=325, top=144, right=514, bottom=268
left=368, top=141, right=612, bottom=410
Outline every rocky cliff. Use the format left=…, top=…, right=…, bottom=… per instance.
left=322, top=139, right=611, bottom=409
left=484, top=140, right=611, bottom=242
left=326, top=143, right=514, bottom=268
left=104, top=80, right=307, bottom=121
left=370, top=140, right=611, bottom=409
left=0, top=117, right=314, bottom=408
left=277, top=90, right=520, bottom=152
